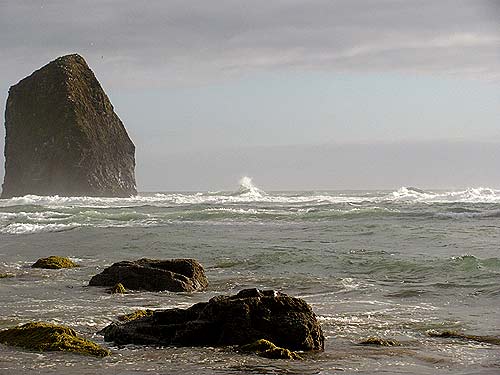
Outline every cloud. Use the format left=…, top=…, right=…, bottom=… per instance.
left=0, top=0, right=499, bottom=87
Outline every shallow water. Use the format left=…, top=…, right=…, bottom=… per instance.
left=1, top=183, right=499, bottom=374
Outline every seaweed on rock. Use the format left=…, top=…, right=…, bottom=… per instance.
left=240, top=339, right=303, bottom=359
left=31, top=256, right=79, bottom=269
left=118, top=309, right=155, bottom=322
left=107, top=283, right=126, bottom=294
left=0, top=322, right=110, bottom=357
left=358, top=337, right=401, bottom=347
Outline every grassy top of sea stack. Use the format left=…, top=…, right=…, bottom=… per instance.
left=0, top=322, right=110, bottom=357
left=31, top=256, right=79, bottom=269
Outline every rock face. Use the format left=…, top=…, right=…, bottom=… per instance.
left=89, top=258, right=209, bottom=292
left=1, top=54, right=136, bottom=198
left=101, top=288, right=324, bottom=351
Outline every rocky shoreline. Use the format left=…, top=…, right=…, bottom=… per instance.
left=0, top=256, right=324, bottom=359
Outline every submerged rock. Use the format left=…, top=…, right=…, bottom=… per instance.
left=427, top=330, right=500, bottom=345
left=32, top=256, right=79, bottom=269
left=1, top=53, right=136, bottom=198
left=89, top=258, right=208, bottom=292
left=240, top=339, right=303, bottom=360
left=101, top=288, right=324, bottom=351
left=0, top=322, right=110, bottom=357
left=358, top=337, right=401, bottom=347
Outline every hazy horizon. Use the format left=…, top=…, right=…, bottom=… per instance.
left=1, top=1, right=499, bottom=192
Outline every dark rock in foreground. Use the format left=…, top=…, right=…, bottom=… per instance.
left=0, top=322, right=110, bottom=357
left=31, top=255, right=79, bottom=269
left=101, top=288, right=324, bottom=351
left=89, top=258, right=208, bottom=292
left=1, top=53, right=136, bottom=198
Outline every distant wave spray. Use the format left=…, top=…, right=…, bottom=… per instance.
left=233, top=176, right=266, bottom=199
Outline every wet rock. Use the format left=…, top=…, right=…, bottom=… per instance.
left=1, top=54, right=136, bottom=198
left=32, top=256, right=79, bottom=269
left=0, top=322, right=110, bottom=357
left=89, top=258, right=208, bottom=292
left=240, top=339, right=303, bottom=359
left=358, top=337, right=401, bottom=347
left=427, top=330, right=500, bottom=345
left=101, top=288, right=324, bottom=351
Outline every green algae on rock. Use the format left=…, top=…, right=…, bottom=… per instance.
left=31, top=256, right=79, bottom=269
left=427, top=330, right=500, bottom=345
left=239, top=339, right=303, bottom=360
left=0, top=322, right=110, bottom=357
left=0, top=273, right=14, bottom=278
left=118, top=309, right=154, bottom=322
left=107, top=283, right=126, bottom=294
left=358, top=337, right=401, bottom=347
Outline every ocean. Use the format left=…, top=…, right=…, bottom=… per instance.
left=0, top=178, right=499, bottom=374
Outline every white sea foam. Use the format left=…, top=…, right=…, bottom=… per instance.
left=203, top=207, right=259, bottom=215
left=389, top=186, right=500, bottom=203
left=2, top=184, right=498, bottom=208
left=1, top=179, right=500, bottom=237
left=1, top=223, right=81, bottom=234
left=233, top=176, right=266, bottom=198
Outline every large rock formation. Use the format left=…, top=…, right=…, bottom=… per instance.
left=1, top=54, right=136, bottom=198
left=89, top=258, right=209, bottom=292
left=100, top=288, right=325, bottom=351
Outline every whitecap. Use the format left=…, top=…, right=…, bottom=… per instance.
left=0, top=222, right=81, bottom=234
left=388, top=186, right=500, bottom=203
left=232, top=176, right=266, bottom=199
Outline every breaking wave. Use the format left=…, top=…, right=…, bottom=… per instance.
left=1, top=180, right=500, bottom=234
left=390, top=186, right=500, bottom=203
left=232, top=176, right=266, bottom=199
left=2, top=184, right=499, bottom=208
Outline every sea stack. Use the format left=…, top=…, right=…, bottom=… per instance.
left=1, top=54, right=136, bottom=198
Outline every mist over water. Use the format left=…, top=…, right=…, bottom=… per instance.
left=1, top=177, right=499, bottom=374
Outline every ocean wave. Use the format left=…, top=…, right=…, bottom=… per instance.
left=338, top=252, right=500, bottom=283
left=0, top=223, right=81, bottom=234
left=434, top=209, right=500, bottom=219
left=232, top=176, right=266, bottom=199
left=1, top=184, right=499, bottom=208
left=0, top=179, right=499, bottom=234
left=389, top=187, right=500, bottom=203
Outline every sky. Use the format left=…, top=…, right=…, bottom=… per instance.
left=1, top=0, right=499, bottom=191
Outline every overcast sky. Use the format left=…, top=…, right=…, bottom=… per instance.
left=1, top=0, right=499, bottom=191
